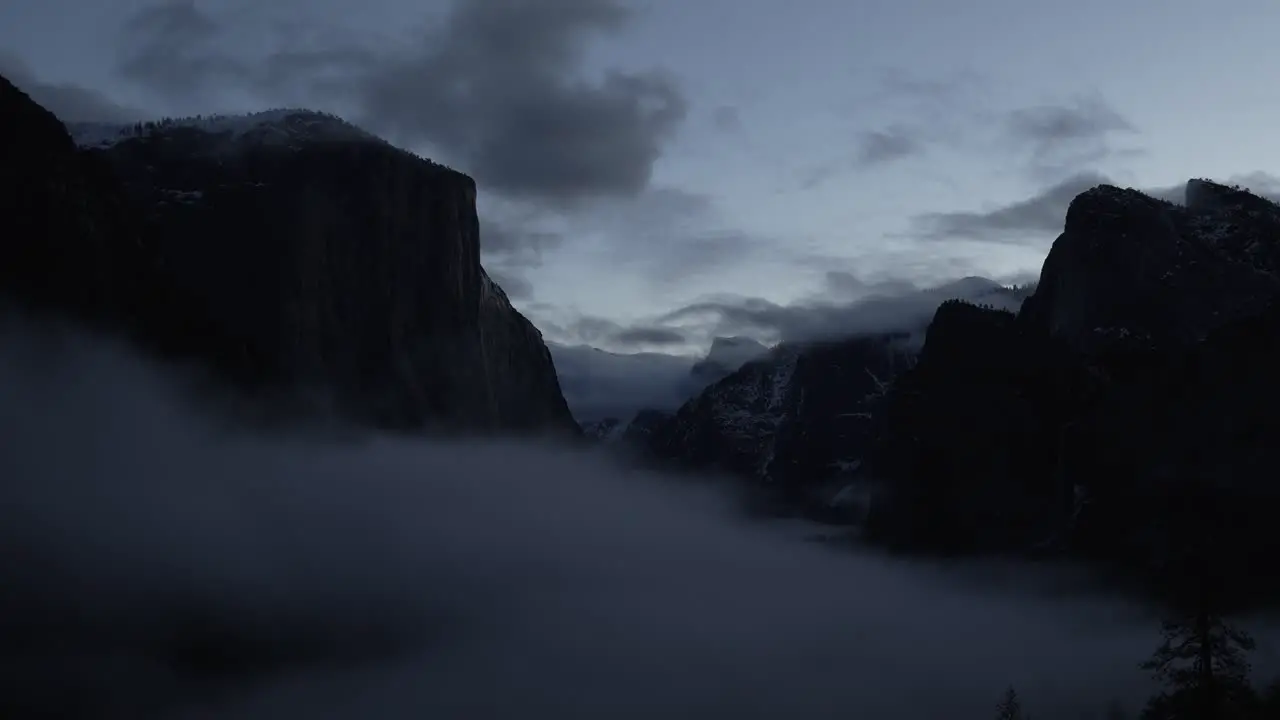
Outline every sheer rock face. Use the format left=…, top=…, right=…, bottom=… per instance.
left=639, top=335, right=915, bottom=504
left=1020, top=182, right=1280, bottom=354
left=870, top=180, right=1280, bottom=594
left=0, top=76, right=575, bottom=434
left=0, top=75, right=150, bottom=324
left=866, top=302, right=1083, bottom=552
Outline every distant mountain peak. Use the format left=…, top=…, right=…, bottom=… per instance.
left=690, top=335, right=769, bottom=387
left=1184, top=177, right=1279, bottom=216
left=933, top=276, right=1002, bottom=296
left=704, top=335, right=768, bottom=363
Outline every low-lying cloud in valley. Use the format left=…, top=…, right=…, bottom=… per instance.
left=655, top=275, right=1028, bottom=346
left=10, top=321, right=1279, bottom=719
left=547, top=275, right=1036, bottom=423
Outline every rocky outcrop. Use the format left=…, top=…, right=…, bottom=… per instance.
left=628, top=282, right=1028, bottom=510
left=640, top=335, right=915, bottom=509
left=870, top=179, right=1280, bottom=599
left=865, top=301, right=1086, bottom=551
left=476, top=273, right=577, bottom=432
left=1020, top=182, right=1280, bottom=354
left=0, top=76, right=576, bottom=434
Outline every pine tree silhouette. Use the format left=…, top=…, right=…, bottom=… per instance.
left=995, top=686, right=1029, bottom=720
left=1140, top=602, right=1256, bottom=719
left=1140, top=483, right=1259, bottom=719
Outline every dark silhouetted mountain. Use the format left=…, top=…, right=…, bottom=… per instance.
left=647, top=337, right=908, bottom=484
left=0, top=75, right=576, bottom=434
left=864, top=300, right=1085, bottom=552
left=624, top=281, right=1029, bottom=517
left=869, top=179, right=1280, bottom=601
left=1019, top=182, right=1280, bottom=355
left=0, top=74, right=153, bottom=326
left=626, top=177, right=1280, bottom=600
left=620, top=408, right=673, bottom=445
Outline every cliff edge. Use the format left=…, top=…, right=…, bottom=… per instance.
left=0, top=75, right=576, bottom=434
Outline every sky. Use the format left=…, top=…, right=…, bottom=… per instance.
left=3, top=0, right=1280, bottom=358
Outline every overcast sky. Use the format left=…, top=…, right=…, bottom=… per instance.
left=3, top=0, right=1279, bottom=355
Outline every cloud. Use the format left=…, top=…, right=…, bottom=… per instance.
left=476, top=215, right=567, bottom=302
left=913, top=171, right=1280, bottom=245
left=579, top=187, right=771, bottom=284
left=816, top=71, right=1136, bottom=187
left=1231, top=171, right=1280, bottom=199
left=113, top=0, right=687, bottom=206
left=797, top=126, right=923, bottom=189
left=1, top=319, right=1224, bottom=719
left=860, top=66, right=988, bottom=111
left=116, top=1, right=248, bottom=101
left=1007, top=96, right=1134, bottom=146
left=912, top=172, right=1110, bottom=243
left=480, top=221, right=564, bottom=265
left=711, top=104, right=741, bottom=132
left=853, top=125, right=921, bottom=166
left=1004, top=95, right=1139, bottom=179
left=798, top=68, right=984, bottom=189
left=822, top=270, right=917, bottom=300
left=612, top=326, right=687, bottom=347
left=657, top=276, right=1025, bottom=345
left=0, top=50, right=144, bottom=122
left=548, top=342, right=697, bottom=420
left=1145, top=171, right=1280, bottom=205
left=550, top=312, right=690, bottom=351
left=484, top=267, right=534, bottom=301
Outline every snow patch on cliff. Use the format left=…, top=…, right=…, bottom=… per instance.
left=68, top=109, right=383, bottom=150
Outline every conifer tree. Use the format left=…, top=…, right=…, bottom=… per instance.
left=1140, top=483, right=1258, bottom=719
left=995, top=685, right=1029, bottom=720
left=1139, top=602, right=1256, bottom=719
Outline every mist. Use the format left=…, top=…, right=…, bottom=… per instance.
left=4, top=323, right=1278, bottom=720
left=549, top=342, right=698, bottom=422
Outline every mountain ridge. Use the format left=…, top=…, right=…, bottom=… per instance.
left=623, top=280, right=1032, bottom=519
left=0, top=73, right=577, bottom=435
left=620, top=177, right=1280, bottom=605
left=869, top=178, right=1280, bottom=602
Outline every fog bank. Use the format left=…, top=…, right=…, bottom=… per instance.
left=2, top=323, right=1277, bottom=719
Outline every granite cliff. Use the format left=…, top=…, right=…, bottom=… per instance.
left=621, top=177, right=1280, bottom=598
left=0, top=74, right=576, bottom=434
left=869, top=179, right=1280, bottom=598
